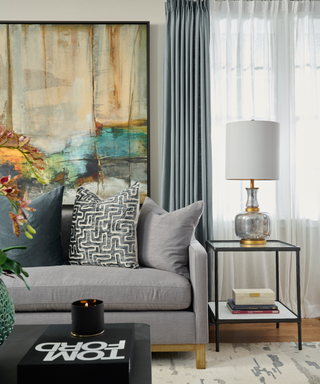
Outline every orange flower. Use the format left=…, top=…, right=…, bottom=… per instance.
left=9, top=211, right=26, bottom=237
left=1, top=181, right=36, bottom=237
left=0, top=175, right=21, bottom=202
left=20, top=192, right=36, bottom=212
left=0, top=174, right=21, bottom=186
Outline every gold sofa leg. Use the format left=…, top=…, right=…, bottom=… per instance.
left=152, top=344, right=206, bottom=369
left=196, top=344, right=206, bottom=369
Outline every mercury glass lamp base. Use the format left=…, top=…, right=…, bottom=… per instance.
left=234, top=187, right=271, bottom=244
left=235, top=210, right=271, bottom=244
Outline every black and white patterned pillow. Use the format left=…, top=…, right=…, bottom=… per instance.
left=68, top=182, right=140, bottom=269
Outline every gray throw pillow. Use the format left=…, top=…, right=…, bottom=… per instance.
left=0, top=186, right=65, bottom=267
left=137, top=197, right=204, bottom=279
left=68, top=182, right=140, bottom=269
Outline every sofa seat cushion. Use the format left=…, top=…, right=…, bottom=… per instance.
left=6, top=265, right=191, bottom=311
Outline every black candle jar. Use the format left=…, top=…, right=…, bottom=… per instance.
left=71, top=299, right=104, bottom=337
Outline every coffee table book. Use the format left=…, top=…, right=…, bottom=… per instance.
left=17, top=323, right=135, bottom=384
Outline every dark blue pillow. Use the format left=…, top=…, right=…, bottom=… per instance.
left=0, top=186, right=65, bottom=267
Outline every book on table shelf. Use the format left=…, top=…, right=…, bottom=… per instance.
left=226, top=301, right=280, bottom=314
left=227, top=299, right=278, bottom=311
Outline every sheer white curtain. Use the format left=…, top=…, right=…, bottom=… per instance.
left=209, top=0, right=320, bottom=318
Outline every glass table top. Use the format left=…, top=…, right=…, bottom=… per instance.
left=206, top=240, right=300, bottom=251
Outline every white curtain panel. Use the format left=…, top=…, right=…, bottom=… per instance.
left=209, top=0, right=320, bottom=318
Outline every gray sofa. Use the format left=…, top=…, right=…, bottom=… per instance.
left=6, top=205, right=209, bottom=369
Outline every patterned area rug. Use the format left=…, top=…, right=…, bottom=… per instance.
left=152, top=342, right=320, bottom=384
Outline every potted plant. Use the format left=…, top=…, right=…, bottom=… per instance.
left=0, top=126, right=46, bottom=345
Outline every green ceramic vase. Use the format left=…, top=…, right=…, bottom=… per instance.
left=0, top=278, right=15, bottom=346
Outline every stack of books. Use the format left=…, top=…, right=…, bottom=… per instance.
left=226, top=299, right=279, bottom=314
left=226, top=289, right=279, bottom=314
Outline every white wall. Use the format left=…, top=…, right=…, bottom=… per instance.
left=0, top=0, right=165, bottom=204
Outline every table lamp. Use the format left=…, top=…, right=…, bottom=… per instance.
left=225, top=120, right=280, bottom=245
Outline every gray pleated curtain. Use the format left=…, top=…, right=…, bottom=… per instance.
left=161, top=0, right=213, bottom=246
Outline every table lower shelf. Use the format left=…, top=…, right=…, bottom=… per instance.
left=209, top=301, right=298, bottom=322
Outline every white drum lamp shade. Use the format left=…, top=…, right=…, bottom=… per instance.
left=225, top=120, right=280, bottom=245
left=226, top=120, right=280, bottom=181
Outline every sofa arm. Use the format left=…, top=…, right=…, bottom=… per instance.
left=188, top=239, right=209, bottom=344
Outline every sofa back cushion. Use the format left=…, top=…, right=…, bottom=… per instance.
left=137, top=197, right=203, bottom=279
left=0, top=186, right=65, bottom=267
left=68, top=182, right=140, bottom=269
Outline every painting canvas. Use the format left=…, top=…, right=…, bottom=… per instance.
left=0, top=22, right=149, bottom=204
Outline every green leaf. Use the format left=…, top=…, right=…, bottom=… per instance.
left=0, top=250, right=7, bottom=266
left=17, top=274, right=30, bottom=290
left=2, top=257, right=22, bottom=276
left=2, top=258, right=29, bottom=290
left=21, top=268, right=29, bottom=278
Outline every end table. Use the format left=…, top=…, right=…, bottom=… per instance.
left=206, top=240, right=302, bottom=352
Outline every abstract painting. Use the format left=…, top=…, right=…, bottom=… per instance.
left=0, top=22, right=149, bottom=204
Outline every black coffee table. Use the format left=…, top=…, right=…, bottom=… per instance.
left=0, top=323, right=151, bottom=384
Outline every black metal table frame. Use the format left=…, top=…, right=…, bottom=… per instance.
left=206, top=240, right=302, bottom=352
